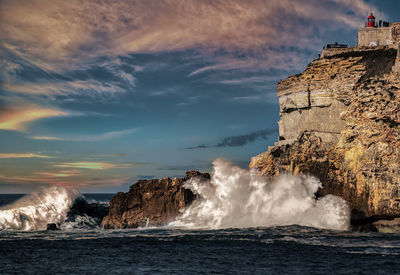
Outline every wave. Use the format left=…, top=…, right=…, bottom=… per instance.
left=170, top=159, right=350, bottom=231
left=0, top=187, right=109, bottom=231
left=0, top=186, right=78, bottom=230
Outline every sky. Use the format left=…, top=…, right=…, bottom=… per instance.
left=0, top=0, right=399, bottom=193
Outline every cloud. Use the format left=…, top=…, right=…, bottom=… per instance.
left=184, top=144, right=210, bottom=150
left=0, top=105, right=69, bottom=131
left=186, top=128, right=276, bottom=149
left=0, top=173, right=133, bottom=189
left=2, top=79, right=126, bottom=98
left=0, top=0, right=380, bottom=72
left=34, top=170, right=80, bottom=178
left=0, top=0, right=382, bottom=104
left=0, top=153, right=53, bottom=159
left=30, top=128, right=138, bottom=141
left=54, top=162, right=120, bottom=170
left=216, top=129, right=276, bottom=147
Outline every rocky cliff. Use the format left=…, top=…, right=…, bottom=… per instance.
left=250, top=46, right=400, bottom=228
left=102, top=171, right=210, bottom=229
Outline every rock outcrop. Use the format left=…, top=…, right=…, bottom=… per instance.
left=102, top=171, right=210, bottom=229
left=250, top=47, right=400, bottom=229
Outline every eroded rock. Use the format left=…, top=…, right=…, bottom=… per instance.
left=250, top=47, right=400, bottom=231
left=102, top=171, right=210, bottom=229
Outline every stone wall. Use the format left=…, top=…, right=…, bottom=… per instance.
left=320, top=45, right=392, bottom=59
left=358, top=24, right=400, bottom=47
left=358, top=27, right=391, bottom=46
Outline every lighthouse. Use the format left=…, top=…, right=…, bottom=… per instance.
left=367, top=12, right=375, bottom=28
left=358, top=13, right=400, bottom=47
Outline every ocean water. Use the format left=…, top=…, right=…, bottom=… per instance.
left=1, top=160, right=400, bottom=274
left=1, top=223, right=400, bottom=273
left=1, top=195, right=400, bottom=274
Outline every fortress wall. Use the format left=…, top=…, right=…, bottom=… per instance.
left=358, top=27, right=391, bottom=46
left=320, top=45, right=391, bottom=59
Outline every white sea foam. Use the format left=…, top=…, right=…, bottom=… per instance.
left=0, top=186, right=78, bottom=230
left=170, top=159, right=350, bottom=231
left=61, top=214, right=99, bottom=230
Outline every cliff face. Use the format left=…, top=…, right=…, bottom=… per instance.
left=250, top=47, right=400, bottom=222
left=102, top=171, right=210, bottom=229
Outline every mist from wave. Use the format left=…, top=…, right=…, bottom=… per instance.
left=170, top=159, right=350, bottom=231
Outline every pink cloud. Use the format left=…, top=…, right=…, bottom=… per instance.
left=0, top=0, right=381, bottom=72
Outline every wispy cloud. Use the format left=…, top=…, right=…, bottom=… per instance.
left=30, top=128, right=138, bottom=142
left=185, top=144, right=210, bottom=150
left=34, top=170, right=80, bottom=178
left=185, top=128, right=276, bottom=149
left=54, top=161, right=134, bottom=170
left=0, top=0, right=380, bottom=72
left=215, top=129, right=276, bottom=147
left=0, top=153, right=53, bottom=159
left=54, top=162, right=119, bottom=170
left=0, top=173, right=133, bottom=189
left=3, top=79, right=125, bottom=98
left=0, top=0, right=382, bottom=106
left=0, top=106, right=68, bottom=132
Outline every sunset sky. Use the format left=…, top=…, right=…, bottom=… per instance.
left=0, top=0, right=399, bottom=193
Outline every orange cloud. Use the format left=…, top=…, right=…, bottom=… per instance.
left=30, top=128, right=138, bottom=142
left=0, top=153, right=53, bottom=159
left=2, top=80, right=123, bottom=97
left=0, top=106, right=68, bottom=131
left=0, top=173, right=133, bottom=189
left=29, top=136, right=62, bottom=141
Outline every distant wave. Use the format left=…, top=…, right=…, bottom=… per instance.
left=170, top=159, right=350, bottom=231
left=0, top=187, right=109, bottom=231
left=0, top=186, right=78, bottom=230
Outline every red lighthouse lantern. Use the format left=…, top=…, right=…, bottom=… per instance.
left=367, top=12, right=375, bottom=27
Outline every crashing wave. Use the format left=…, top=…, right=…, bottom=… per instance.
left=0, top=186, right=78, bottom=230
left=170, top=159, right=350, bottom=231
left=0, top=187, right=109, bottom=231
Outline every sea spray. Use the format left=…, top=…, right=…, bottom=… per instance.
left=0, top=186, right=79, bottom=230
left=170, top=159, right=350, bottom=230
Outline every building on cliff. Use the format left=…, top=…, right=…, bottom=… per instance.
left=358, top=13, right=400, bottom=47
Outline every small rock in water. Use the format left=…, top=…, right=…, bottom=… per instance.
left=46, top=223, right=60, bottom=231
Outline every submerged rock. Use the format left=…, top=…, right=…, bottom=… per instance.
left=250, top=47, right=400, bottom=231
left=102, top=171, right=210, bottom=229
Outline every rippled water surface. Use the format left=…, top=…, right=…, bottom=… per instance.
left=2, top=226, right=400, bottom=274
left=1, top=194, right=400, bottom=274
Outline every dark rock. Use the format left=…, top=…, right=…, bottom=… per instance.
left=67, top=197, right=109, bottom=221
left=46, top=223, right=60, bottom=231
left=102, top=171, right=210, bottom=229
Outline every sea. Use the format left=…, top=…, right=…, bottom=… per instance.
left=1, top=193, right=400, bottom=274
